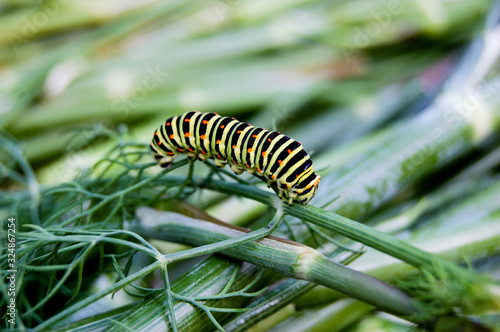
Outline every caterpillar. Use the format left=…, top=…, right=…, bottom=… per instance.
left=150, top=111, right=320, bottom=205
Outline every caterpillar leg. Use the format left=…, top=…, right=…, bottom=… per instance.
left=230, top=164, right=244, bottom=175
left=159, top=161, right=172, bottom=168
left=213, top=159, right=226, bottom=168
left=158, top=157, right=175, bottom=168
left=245, top=168, right=255, bottom=174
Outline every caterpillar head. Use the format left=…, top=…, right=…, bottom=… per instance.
left=289, top=172, right=321, bottom=205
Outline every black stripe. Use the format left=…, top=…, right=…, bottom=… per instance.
left=152, top=128, right=171, bottom=153
left=230, top=122, right=251, bottom=164
left=209, top=117, right=225, bottom=158
left=269, top=139, right=296, bottom=175
left=244, top=127, right=263, bottom=166
left=285, top=155, right=311, bottom=183
left=163, top=116, right=182, bottom=149
left=272, top=140, right=301, bottom=178
left=257, top=131, right=280, bottom=171
left=223, top=119, right=239, bottom=161
left=174, top=116, right=185, bottom=152
left=198, top=113, right=218, bottom=136
left=213, top=117, right=234, bottom=158
left=239, top=124, right=254, bottom=165
left=299, top=185, right=314, bottom=195
left=265, top=136, right=290, bottom=173
left=296, top=172, right=316, bottom=189
left=192, top=112, right=203, bottom=144
left=182, top=111, right=197, bottom=151
left=198, top=113, right=217, bottom=154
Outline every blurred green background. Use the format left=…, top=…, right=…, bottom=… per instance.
left=0, top=0, right=492, bottom=182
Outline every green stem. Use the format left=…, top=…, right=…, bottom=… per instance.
left=157, top=176, right=484, bottom=283
left=135, top=208, right=418, bottom=318
left=33, top=261, right=162, bottom=331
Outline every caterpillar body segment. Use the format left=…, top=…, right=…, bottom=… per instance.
left=150, top=111, right=320, bottom=205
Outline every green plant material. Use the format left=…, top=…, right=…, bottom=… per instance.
left=1, top=0, right=489, bottom=170
left=2, top=1, right=500, bottom=331
left=220, top=240, right=364, bottom=331
left=270, top=299, right=375, bottom=332
left=155, top=173, right=496, bottom=285
left=348, top=313, right=416, bottom=332
left=294, top=171, right=500, bottom=317
left=133, top=208, right=417, bottom=318
left=52, top=257, right=273, bottom=332
left=48, top=214, right=364, bottom=332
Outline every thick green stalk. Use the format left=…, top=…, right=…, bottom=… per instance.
left=269, top=299, right=375, bottom=332
left=154, top=175, right=493, bottom=283
left=133, top=208, right=417, bottom=318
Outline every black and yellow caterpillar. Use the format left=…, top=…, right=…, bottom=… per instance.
left=150, top=111, right=320, bottom=205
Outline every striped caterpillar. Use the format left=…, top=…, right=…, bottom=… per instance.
left=150, top=111, right=320, bottom=205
